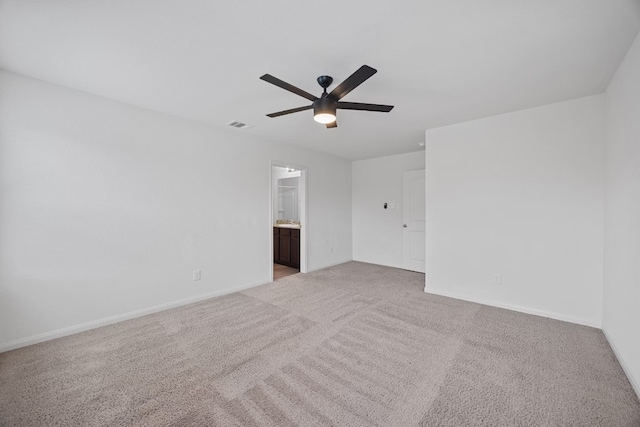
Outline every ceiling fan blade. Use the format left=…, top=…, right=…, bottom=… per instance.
left=337, top=102, right=394, bottom=112
left=328, top=65, right=377, bottom=101
left=260, top=74, right=318, bottom=101
left=266, top=105, right=312, bottom=118
left=326, top=121, right=337, bottom=129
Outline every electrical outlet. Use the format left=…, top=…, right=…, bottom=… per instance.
left=193, top=270, right=201, bottom=281
left=494, top=274, right=502, bottom=286
left=330, top=247, right=334, bottom=254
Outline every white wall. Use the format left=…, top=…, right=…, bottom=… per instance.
left=425, top=95, right=605, bottom=327
left=0, top=70, right=352, bottom=350
left=352, top=151, right=425, bottom=268
left=603, top=31, right=640, bottom=397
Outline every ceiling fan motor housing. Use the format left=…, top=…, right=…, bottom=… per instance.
left=313, top=96, right=336, bottom=119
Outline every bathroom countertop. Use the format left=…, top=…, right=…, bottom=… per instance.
left=274, top=223, right=301, bottom=229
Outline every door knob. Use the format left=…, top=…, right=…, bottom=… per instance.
left=403, top=224, right=407, bottom=228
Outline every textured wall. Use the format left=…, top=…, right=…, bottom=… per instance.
left=352, top=152, right=425, bottom=269
left=0, top=71, right=352, bottom=348
left=603, top=31, right=640, bottom=397
left=425, top=95, right=605, bottom=327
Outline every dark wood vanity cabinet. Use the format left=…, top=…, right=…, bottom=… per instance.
left=279, top=229, right=291, bottom=264
left=273, top=227, right=300, bottom=269
left=291, top=231, right=300, bottom=267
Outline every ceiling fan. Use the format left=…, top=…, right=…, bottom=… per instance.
left=260, top=65, right=394, bottom=128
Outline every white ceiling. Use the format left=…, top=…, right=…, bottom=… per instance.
left=1, top=1, right=639, bottom=160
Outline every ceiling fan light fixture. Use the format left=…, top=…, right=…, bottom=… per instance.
left=314, top=113, right=336, bottom=124
left=313, top=98, right=337, bottom=124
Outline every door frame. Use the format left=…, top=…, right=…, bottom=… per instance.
left=270, top=161, right=308, bottom=282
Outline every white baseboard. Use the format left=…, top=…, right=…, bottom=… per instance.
left=0, top=279, right=269, bottom=354
left=602, top=328, right=640, bottom=400
left=424, top=287, right=601, bottom=329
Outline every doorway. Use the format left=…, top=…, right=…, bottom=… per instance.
left=270, top=162, right=307, bottom=282
left=402, top=169, right=426, bottom=273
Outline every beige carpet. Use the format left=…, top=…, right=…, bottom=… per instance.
left=1, top=262, right=638, bottom=426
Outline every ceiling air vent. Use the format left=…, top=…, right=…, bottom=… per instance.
left=226, top=121, right=253, bottom=129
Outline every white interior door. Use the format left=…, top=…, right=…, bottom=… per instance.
left=402, top=170, right=426, bottom=273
